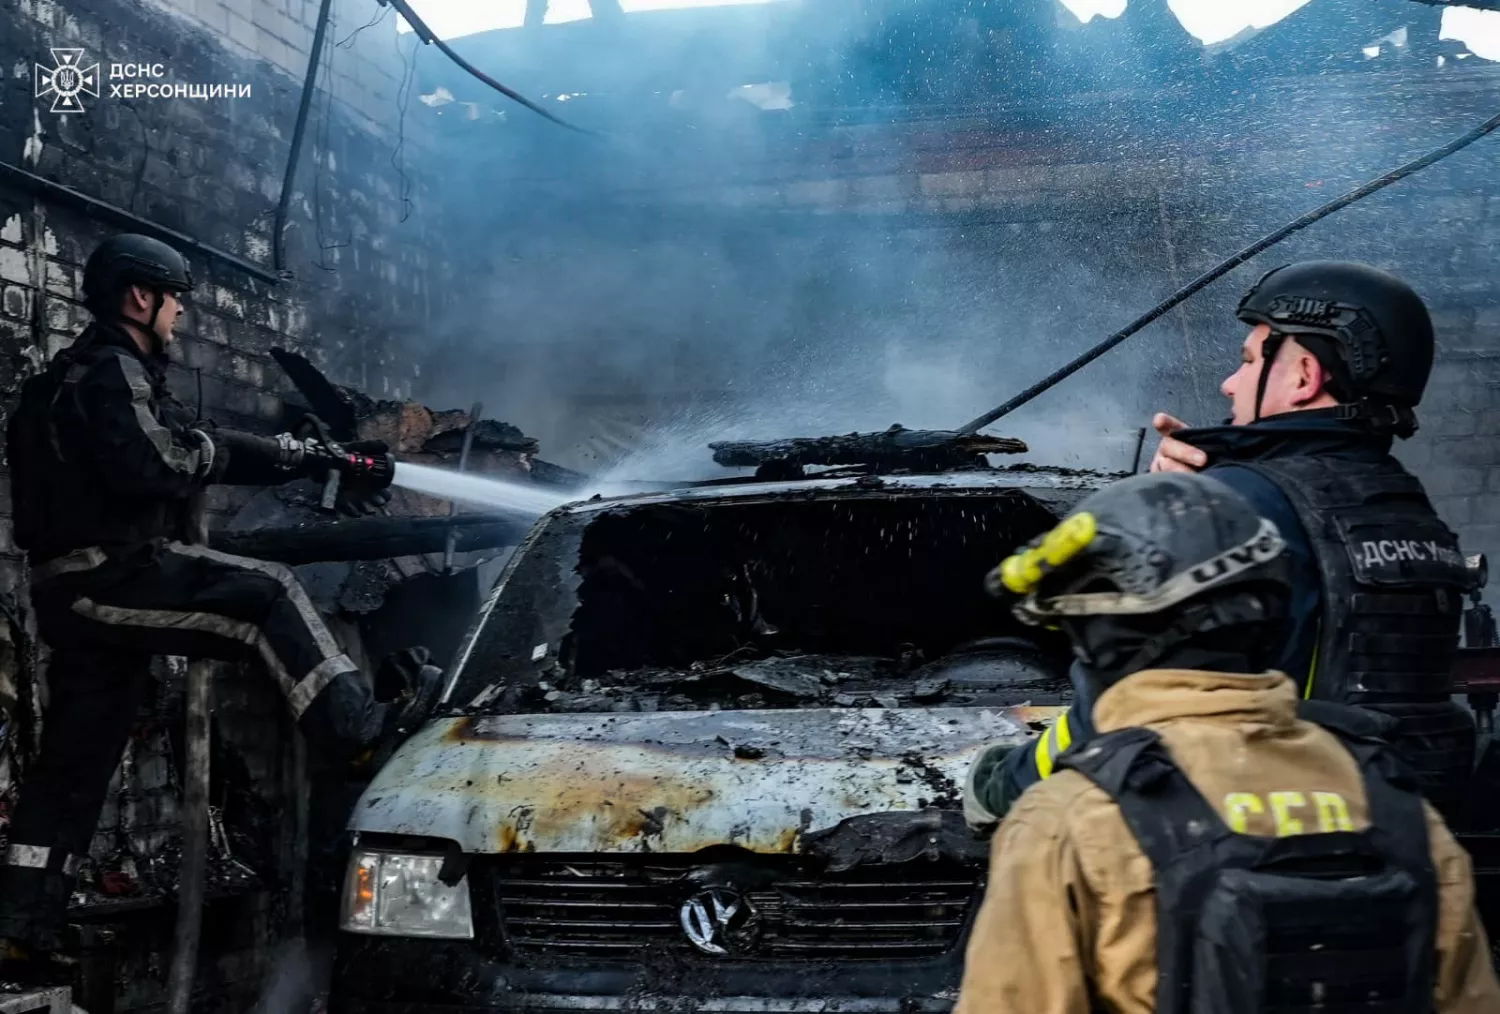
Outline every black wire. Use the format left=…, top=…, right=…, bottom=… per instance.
left=391, top=28, right=418, bottom=223
left=379, top=0, right=594, bottom=134
left=338, top=3, right=390, bottom=47
left=957, top=108, right=1500, bottom=434
left=314, top=20, right=350, bottom=271
left=273, top=0, right=336, bottom=277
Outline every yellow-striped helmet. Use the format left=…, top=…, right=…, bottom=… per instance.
left=986, top=473, right=1290, bottom=672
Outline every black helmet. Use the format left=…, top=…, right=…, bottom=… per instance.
left=988, top=472, right=1291, bottom=682
left=82, top=234, right=194, bottom=314
left=1236, top=260, right=1434, bottom=436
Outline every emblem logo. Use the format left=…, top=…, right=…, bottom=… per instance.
left=36, top=49, right=100, bottom=114
left=679, top=886, right=758, bottom=955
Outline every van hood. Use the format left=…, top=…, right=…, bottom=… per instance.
left=352, top=706, right=1059, bottom=854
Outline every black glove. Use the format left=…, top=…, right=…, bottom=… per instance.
left=334, top=441, right=394, bottom=516
left=298, top=437, right=395, bottom=490
left=295, top=437, right=393, bottom=516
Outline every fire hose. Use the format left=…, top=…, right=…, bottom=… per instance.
left=958, top=107, right=1500, bottom=435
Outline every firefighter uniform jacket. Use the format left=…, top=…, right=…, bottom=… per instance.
left=9, top=322, right=293, bottom=562
left=954, top=668, right=1500, bottom=1014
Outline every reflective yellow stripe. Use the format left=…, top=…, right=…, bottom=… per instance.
left=1055, top=711, right=1073, bottom=753
left=1035, top=724, right=1057, bottom=780
left=1303, top=620, right=1321, bottom=700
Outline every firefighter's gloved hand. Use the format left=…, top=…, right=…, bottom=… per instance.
left=964, top=743, right=1018, bottom=832
left=299, top=437, right=396, bottom=490
left=330, top=440, right=395, bottom=515
left=335, top=486, right=392, bottom=517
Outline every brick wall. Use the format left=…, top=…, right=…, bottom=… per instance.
left=0, top=0, right=450, bottom=1006
left=2, top=0, right=444, bottom=540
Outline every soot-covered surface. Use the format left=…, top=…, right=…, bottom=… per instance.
left=449, top=481, right=1087, bottom=714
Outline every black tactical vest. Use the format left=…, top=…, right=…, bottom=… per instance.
left=1057, top=709, right=1438, bottom=1014
left=1236, top=455, right=1469, bottom=704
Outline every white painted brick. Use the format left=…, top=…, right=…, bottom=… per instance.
left=45, top=331, right=76, bottom=359
left=1, top=285, right=31, bottom=321
left=0, top=246, right=31, bottom=286
left=44, top=296, right=76, bottom=331
left=225, top=9, right=257, bottom=50
left=197, top=312, right=230, bottom=345
left=256, top=27, right=292, bottom=72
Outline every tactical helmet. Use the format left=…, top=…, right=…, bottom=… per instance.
left=82, top=233, right=194, bottom=313
left=1235, top=261, right=1434, bottom=436
left=988, top=472, right=1291, bottom=679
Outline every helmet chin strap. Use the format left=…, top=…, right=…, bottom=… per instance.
left=110, top=288, right=168, bottom=356
left=1251, top=332, right=1288, bottom=423
left=146, top=289, right=167, bottom=355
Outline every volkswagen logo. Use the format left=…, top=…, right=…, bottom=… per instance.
left=679, top=886, right=759, bottom=956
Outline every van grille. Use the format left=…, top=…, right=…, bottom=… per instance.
left=489, top=857, right=978, bottom=961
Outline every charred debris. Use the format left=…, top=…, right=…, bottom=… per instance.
left=506, top=643, right=1074, bottom=716
left=457, top=424, right=1128, bottom=719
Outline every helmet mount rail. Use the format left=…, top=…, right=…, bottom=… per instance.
left=709, top=423, right=1027, bottom=479
left=956, top=106, right=1500, bottom=435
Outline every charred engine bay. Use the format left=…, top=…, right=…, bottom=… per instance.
left=513, top=645, right=1071, bottom=715
left=456, top=489, right=1078, bottom=715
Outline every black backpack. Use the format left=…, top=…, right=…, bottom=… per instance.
left=5, top=338, right=92, bottom=553
left=1056, top=705, right=1438, bottom=1014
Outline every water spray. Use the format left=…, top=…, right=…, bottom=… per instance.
left=391, top=461, right=576, bottom=516
left=958, top=106, right=1500, bottom=434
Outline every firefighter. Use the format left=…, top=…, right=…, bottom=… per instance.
left=967, top=261, right=1478, bottom=829
left=955, top=471, right=1500, bottom=1014
left=0, top=234, right=441, bottom=985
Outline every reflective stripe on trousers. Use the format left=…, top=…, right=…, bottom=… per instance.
left=57, top=541, right=356, bottom=719
left=2, top=844, right=83, bottom=876
left=68, top=597, right=351, bottom=718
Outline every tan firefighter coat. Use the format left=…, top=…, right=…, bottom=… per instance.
left=955, top=669, right=1500, bottom=1014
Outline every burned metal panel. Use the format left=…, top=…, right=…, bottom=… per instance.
left=352, top=706, right=1064, bottom=854
left=440, top=473, right=1102, bottom=707
left=565, top=469, right=1118, bottom=515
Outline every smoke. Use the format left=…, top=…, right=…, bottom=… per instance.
left=252, top=939, right=329, bottom=1014
left=400, top=0, right=1498, bottom=483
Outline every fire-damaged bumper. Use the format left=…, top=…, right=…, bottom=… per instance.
left=332, top=706, right=1058, bottom=1012
left=332, top=934, right=965, bottom=1014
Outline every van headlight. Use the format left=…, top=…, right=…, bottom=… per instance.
left=341, top=849, right=474, bottom=939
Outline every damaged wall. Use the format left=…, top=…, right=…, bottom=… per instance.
left=0, top=0, right=456, bottom=1007
left=1, top=0, right=446, bottom=534
left=406, top=0, right=1500, bottom=565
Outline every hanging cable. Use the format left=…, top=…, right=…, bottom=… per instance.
left=391, top=25, right=419, bottom=221
left=956, top=107, right=1500, bottom=435
left=273, top=0, right=337, bottom=276
left=375, top=0, right=594, bottom=134
left=338, top=3, right=391, bottom=47
left=314, top=19, right=351, bottom=270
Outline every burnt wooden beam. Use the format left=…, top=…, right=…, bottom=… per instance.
left=710, top=425, right=1027, bottom=469
left=209, top=513, right=530, bottom=565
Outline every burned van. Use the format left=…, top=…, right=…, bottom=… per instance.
left=329, top=451, right=1115, bottom=1014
